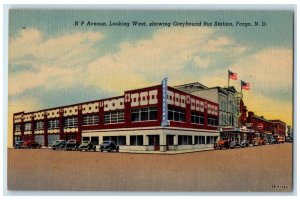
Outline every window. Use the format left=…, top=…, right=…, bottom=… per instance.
left=48, top=119, right=59, bottom=129
left=15, top=124, right=21, bottom=132
left=103, top=136, right=126, bottom=145
left=24, top=123, right=31, bottom=131
left=82, top=137, right=90, bottom=141
left=207, top=136, right=218, bottom=144
left=168, top=108, right=186, bottom=122
left=208, top=117, right=218, bottom=126
left=178, top=135, right=192, bottom=145
left=64, top=117, right=78, bottom=128
left=34, top=121, right=44, bottom=130
left=194, top=136, right=205, bottom=144
left=83, top=115, right=99, bottom=126
left=91, top=136, right=99, bottom=145
left=104, top=110, right=124, bottom=124
left=130, top=135, right=143, bottom=146
left=191, top=112, right=204, bottom=125
left=131, top=107, right=157, bottom=122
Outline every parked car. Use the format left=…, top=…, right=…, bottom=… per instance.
left=78, top=141, right=96, bottom=151
left=269, top=138, right=278, bottom=144
left=286, top=136, right=293, bottom=143
left=259, top=138, right=266, bottom=145
left=253, top=138, right=265, bottom=146
left=52, top=140, right=66, bottom=150
left=65, top=140, right=79, bottom=151
left=214, top=139, right=230, bottom=150
left=277, top=137, right=285, bottom=143
left=240, top=140, right=249, bottom=148
left=14, top=141, right=24, bottom=149
left=22, top=141, right=42, bottom=149
left=229, top=141, right=239, bottom=149
left=100, top=141, right=119, bottom=152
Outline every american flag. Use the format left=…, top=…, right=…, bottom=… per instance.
left=228, top=70, right=237, bottom=80
left=241, top=80, right=250, bottom=90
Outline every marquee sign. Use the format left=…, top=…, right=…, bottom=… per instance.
left=161, top=77, right=169, bottom=127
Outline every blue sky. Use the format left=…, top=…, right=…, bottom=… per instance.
left=8, top=10, right=293, bottom=126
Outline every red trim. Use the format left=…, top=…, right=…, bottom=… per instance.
left=59, top=109, right=64, bottom=140
left=43, top=114, right=48, bottom=146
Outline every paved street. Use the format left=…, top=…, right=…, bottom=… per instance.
left=7, top=143, right=293, bottom=192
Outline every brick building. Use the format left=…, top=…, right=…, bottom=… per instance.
left=13, top=80, right=219, bottom=152
left=271, top=120, right=287, bottom=138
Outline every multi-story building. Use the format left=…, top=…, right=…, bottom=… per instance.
left=271, top=120, right=287, bottom=138
left=13, top=80, right=219, bottom=152
left=246, top=111, right=274, bottom=143
left=175, top=82, right=239, bottom=128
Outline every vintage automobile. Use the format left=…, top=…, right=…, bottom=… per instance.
left=22, top=141, right=42, bottom=149
left=14, top=141, right=24, bottom=149
left=65, top=140, right=79, bottom=151
left=277, top=137, right=285, bottom=143
left=52, top=140, right=66, bottom=150
left=78, top=141, right=96, bottom=152
left=214, top=139, right=230, bottom=150
left=253, top=138, right=265, bottom=146
left=100, top=141, right=119, bottom=152
left=229, top=140, right=239, bottom=149
left=269, top=138, right=279, bottom=144
left=240, top=140, right=249, bottom=148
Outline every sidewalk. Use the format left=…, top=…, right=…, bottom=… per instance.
left=119, top=147, right=215, bottom=154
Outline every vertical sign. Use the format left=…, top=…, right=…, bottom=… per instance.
left=161, top=77, right=169, bottom=127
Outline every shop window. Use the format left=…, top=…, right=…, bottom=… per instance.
left=194, top=136, right=205, bottom=144
left=103, top=136, right=126, bottom=145
left=130, top=135, right=143, bottom=146
left=82, top=137, right=90, bottom=141
left=91, top=136, right=99, bottom=145
left=178, top=135, right=192, bottom=145
left=207, top=136, right=218, bottom=144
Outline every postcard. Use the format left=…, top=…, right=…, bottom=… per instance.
left=7, top=8, right=294, bottom=193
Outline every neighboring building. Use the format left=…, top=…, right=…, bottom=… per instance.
left=175, top=83, right=240, bottom=128
left=271, top=120, right=287, bottom=138
left=13, top=81, right=219, bottom=152
left=238, top=99, right=248, bottom=127
left=247, top=111, right=274, bottom=143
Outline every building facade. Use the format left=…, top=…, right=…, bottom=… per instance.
left=13, top=82, right=220, bottom=151
left=246, top=111, right=274, bottom=143
left=271, top=120, right=287, bottom=138
left=175, top=83, right=240, bottom=128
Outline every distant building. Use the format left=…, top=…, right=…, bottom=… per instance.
left=246, top=111, right=274, bottom=143
left=271, top=120, right=287, bottom=138
left=175, top=82, right=240, bottom=128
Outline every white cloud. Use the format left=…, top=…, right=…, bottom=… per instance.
left=85, top=27, right=245, bottom=94
left=232, top=48, right=293, bottom=90
left=9, top=29, right=105, bottom=96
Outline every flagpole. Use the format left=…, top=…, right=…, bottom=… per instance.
left=241, top=80, right=243, bottom=94
left=227, top=70, right=230, bottom=126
